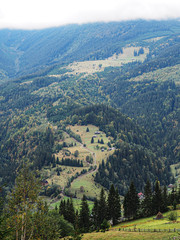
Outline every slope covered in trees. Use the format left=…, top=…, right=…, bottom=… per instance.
left=0, top=20, right=180, bottom=79
left=0, top=20, right=179, bottom=197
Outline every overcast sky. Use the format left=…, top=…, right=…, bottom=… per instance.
left=0, top=0, right=180, bottom=29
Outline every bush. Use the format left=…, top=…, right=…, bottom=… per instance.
left=100, top=219, right=110, bottom=231
left=168, top=211, right=178, bottom=221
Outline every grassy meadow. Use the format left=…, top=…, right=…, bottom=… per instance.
left=41, top=124, right=113, bottom=203
left=66, top=46, right=149, bottom=76
left=66, top=125, right=114, bottom=198
left=82, top=210, right=180, bottom=240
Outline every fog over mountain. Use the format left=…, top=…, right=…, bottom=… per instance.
left=0, top=0, right=180, bottom=29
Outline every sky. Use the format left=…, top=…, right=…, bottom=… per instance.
left=0, top=0, right=180, bottom=29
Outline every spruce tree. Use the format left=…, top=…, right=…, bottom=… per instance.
left=59, top=200, right=66, bottom=217
left=142, top=180, right=153, bottom=217
left=91, top=137, right=94, bottom=144
left=68, top=198, right=76, bottom=225
left=91, top=198, right=99, bottom=229
left=152, top=180, right=163, bottom=214
left=98, top=188, right=107, bottom=227
left=107, top=184, right=121, bottom=225
left=162, top=185, right=168, bottom=212
left=124, top=182, right=139, bottom=219
left=79, top=195, right=90, bottom=233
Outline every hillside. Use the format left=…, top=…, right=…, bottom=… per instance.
left=0, top=20, right=179, bottom=197
left=0, top=20, right=180, bottom=80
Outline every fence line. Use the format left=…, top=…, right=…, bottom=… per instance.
left=115, top=228, right=180, bottom=233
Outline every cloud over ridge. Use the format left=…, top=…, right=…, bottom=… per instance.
left=0, top=0, right=180, bottom=29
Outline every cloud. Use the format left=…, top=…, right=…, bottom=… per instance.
left=0, top=0, right=180, bottom=29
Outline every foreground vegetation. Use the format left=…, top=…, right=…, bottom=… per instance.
left=82, top=231, right=177, bottom=240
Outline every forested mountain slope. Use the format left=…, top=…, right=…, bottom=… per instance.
left=0, top=20, right=179, bottom=194
left=0, top=20, right=180, bottom=80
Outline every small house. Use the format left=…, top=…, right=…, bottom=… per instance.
left=155, top=212, right=164, bottom=220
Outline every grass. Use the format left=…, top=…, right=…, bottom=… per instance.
left=68, top=172, right=104, bottom=199
left=82, top=210, right=180, bottom=240
left=112, top=210, right=180, bottom=231
left=42, top=124, right=113, bottom=200
left=82, top=231, right=176, bottom=240
left=41, top=165, right=85, bottom=187
left=65, top=46, right=149, bottom=76
left=65, top=124, right=113, bottom=198
left=69, top=124, right=114, bottom=164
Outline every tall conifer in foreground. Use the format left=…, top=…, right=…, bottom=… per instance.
left=124, top=181, right=139, bottom=219
left=107, top=184, right=121, bottom=225
left=79, top=195, right=90, bottom=233
left=91, top=198, right=99, bottom=229
left=98, top=188, right=107, bottom=227
left=152, top=180, right=163, bottom=214
left=142, top=180, right=153, bottom=217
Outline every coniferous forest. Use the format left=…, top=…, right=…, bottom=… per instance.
left=0, top=20, right=180, bottom=238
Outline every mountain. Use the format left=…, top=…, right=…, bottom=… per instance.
left=1, top=20, right=180, bottom=80
left=0, top=19, right=179, bottom=195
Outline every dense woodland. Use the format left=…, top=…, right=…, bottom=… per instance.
left=0, top=167, right=179, bottom=239
left=0, top=20, right=180, bottom=239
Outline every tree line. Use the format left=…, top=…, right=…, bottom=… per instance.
left=0, top=165, right=180, bottom=239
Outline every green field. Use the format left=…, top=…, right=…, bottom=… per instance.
left=41, top=124, right=112, bottom=201
left=66, top=125, right=113, bottom=198
left=115, top=210, right=180, bottom=230
left=82, top=210, right=180, bottom=240
left=82, top=231, right=176, bottom=240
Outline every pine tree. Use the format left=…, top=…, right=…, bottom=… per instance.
left=98, top=188, right=107, bottom=227
left=79, top=195, right=90, bottom=233
left=162, top=185, right=168, bottom=212
left=86, top=127, right=89, bottom=132
left=142, top=180, right=153, bottom=217
left=91, top=198, right=99, bottom=229
left=107, top=184, right=121, bottom=225
left=67, top=198, right=76, bottom=225
left=59, top=200, right=66, bottom=217
left=152, top=180, right=163, bottom=214
left=91, top=137, right=94, bottom=144
left=124, top=182, right=139, bottom=219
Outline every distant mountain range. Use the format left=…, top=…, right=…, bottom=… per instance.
left=0, top=19, right=180, bottom=80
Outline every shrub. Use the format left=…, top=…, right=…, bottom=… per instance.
left=168, top=211, right=178, bottom=221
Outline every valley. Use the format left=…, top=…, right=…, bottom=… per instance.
left=0, top=19, right=179, bottom=239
